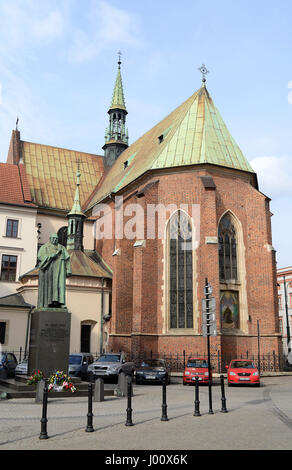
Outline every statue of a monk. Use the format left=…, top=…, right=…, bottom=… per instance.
left=37, top=233, right=72, bottom=309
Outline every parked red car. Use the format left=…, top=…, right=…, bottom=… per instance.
left=226, top=359, right=260, bottom=387
left=183, top=358, right=212, bottom=385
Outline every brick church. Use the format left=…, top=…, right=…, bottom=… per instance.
left=4, top=58, right=282, bottom=360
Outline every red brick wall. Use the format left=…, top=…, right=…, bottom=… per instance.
left=94, top=166, right=281, bottom=358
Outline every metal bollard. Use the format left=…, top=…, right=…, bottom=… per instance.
left=125, top=375, right=134, bottom=426
left=193, top=376, right=201, bottom=416
left=85, top=382, right=94, bottom=432
left=208, top=377, right=214, bottom=414
left=161, top=377, right=169, bottom=421
left=220, top=375, right=228, bottom=413
left=39, top=380, right=49, bottom=440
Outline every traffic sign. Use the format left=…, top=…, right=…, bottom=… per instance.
left=202, top=297, right=216, bottom=313
left=202, top=323, right=217, bottom=337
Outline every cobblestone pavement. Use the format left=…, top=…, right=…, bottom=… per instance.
left=0, top=376, right=292, bottom=452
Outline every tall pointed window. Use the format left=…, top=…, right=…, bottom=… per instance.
left=218, top=213, right=238, bottom=282
left=169, top=211, right=193, bottom=329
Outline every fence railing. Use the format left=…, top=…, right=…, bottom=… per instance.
left=127, top=350, right=292, bottom=374
left=2, top=348, right=292, bottom=374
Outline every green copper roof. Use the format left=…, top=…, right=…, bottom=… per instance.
left=87, top=84, right=254, bottom=208
left=68, top=170, right=85, bottom=216
left=109, top=66, right=127, bottom=112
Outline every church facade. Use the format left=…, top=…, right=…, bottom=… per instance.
left=2, top=59, right=282, bottom=360
left=85, top=65, right=282, bottom=361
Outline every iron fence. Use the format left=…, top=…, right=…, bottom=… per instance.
left=127, top=350, right=292, bottom=374
left=2, top=347, right=292, bottom=374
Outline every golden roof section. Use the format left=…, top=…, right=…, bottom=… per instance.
left=86, top=85, right=255, bottom=209
left=22, top=141, right=104, bottom=211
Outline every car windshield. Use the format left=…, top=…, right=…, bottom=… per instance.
left=69, top=355, right=82, bottom=365
left=230, top=361, right=256, bottom=369
left=187, top=359, right=208, bottom=368
left=98, top=355, right=121, bottom=363
left=139, top=360, right=165, bottom=368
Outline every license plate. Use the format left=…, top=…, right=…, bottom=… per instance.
left=239, top=377, right=250, bottom=381
left=145, top=375, right=155, bottom=379
left=192, top=377, right=202, bottom=381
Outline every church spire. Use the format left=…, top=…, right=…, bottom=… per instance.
left=103, top=52, right=129, bottom=169
left=67, top=167, right=86, bottom=251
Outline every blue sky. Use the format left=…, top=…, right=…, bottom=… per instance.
left=0, top=0, right=291, bottom=268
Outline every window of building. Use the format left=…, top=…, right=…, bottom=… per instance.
left=58, top=226, right=68, bottom=247
left=0, top=322, right=6, bottom=344
left=218, top=213, right=238, bottom=282
left=169, top=211, right=193, bottom=329
left=0, top=255, right=17, bottom=281
left=278, top=296, right=282, bottom=309
left=279, top=318, right=283, bottom=333
left=6, top=219, right=19, bottom=238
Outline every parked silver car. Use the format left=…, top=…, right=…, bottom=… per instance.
left=15, top=359, right=28, bottom=376
left=87, top=352, right=127, bottom=382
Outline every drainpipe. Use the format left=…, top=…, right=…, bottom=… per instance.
left=100, top=278, right=105, bottom=354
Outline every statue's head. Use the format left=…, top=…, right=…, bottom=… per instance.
left=49, top=233, right=59, bottom=245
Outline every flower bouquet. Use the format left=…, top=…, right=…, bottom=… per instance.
left=27, top=370, right=44, bottom=386
left=47, top=371, right=77, bottom=393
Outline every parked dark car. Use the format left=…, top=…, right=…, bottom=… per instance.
left=68, top=353, right=94, bottom=380
left=135, top=359, right=170, bottom=384
left=0, top=352, right=18, bottom=378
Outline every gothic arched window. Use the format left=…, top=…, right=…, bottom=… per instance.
left=218, top=214, right=238, bottom=282
left=169, top=211, right=193, bottom=329
left=58, top=226, right=68, bottom=247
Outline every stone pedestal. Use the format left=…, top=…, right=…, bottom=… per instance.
left=28, top=308, right=71, bottom=378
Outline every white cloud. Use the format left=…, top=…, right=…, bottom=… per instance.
left=0, top=1, right=65, bottom=52
left=69, top=0, right=142, bottom=63
left=250, top=155, right=292, bottom=197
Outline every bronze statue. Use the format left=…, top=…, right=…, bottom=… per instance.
left=37, top=233, right=72, bottom=309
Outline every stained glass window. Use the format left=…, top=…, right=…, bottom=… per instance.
left=218, top=214, right=238, bottom=282
left=169, top=211, right=193, bottom=329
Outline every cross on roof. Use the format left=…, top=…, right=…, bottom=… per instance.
left=198, top=64, right=210, bottom=84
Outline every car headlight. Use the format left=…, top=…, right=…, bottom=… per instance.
left=204, top=372, right=209, bottom=376
left=229, top=371, right=236, bottom=376
left=88, top=365, right=94, bottom=371
left=185, top=371, right=190, bottom=375
left=252, top=371, right=259, bottom=376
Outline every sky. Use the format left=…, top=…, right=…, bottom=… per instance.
left=0, top=0, right=291, bottom=268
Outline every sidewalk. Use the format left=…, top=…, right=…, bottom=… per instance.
left=0, top=376, right=292, bottom=451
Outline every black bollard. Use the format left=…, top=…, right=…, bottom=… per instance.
left=161, top=377, right=169, bottom=421
left=85, top=382, right=94, bottom=432
left=39, top=380, right=49, bottom=440
left=125, top=375, right=134, bottom=426
left=193, top=376, right=201, bottom=417
left=220, top=375, right=228, bottom=413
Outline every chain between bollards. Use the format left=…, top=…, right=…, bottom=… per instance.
left=193, top=376, right=201, bottom=416
left=220, top=375, right=228, bottom=413
left=161, top=377, right=169, bottom=421
left=125, top=375, right=134, bottom=426
left=85, top=382, right=94, bottom=432
left=39, top=379, right=49, bottom=440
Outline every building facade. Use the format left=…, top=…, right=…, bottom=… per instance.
left=277, top=267, right=292, bottom=356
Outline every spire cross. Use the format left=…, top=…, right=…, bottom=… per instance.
left=198, top=64, right=209, bottom=84
left=118, top=50, right=122, bottom=68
